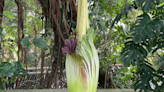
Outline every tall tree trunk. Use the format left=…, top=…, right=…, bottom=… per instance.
left=15, top=0, right=23, bottom=89
left=46, top=29, right=56, bottom=88
left=39, top=49, right=45, bottom=88
left=46, top=28, right=59, bottom=88
left=58, top=36, right=63, bottom=88
left=0, top=0, right=5, bottom=62
left=24, top=47, right=29, bottom=89
left=34, top=25, right=37, bottom=89
left=39, top=17, right=47, bottom=88
left=0, top=0, right=4, bottom=25
left=15, top=0, right=23, bottom=62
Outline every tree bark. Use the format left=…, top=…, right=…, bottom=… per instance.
left=0, top=0, right=5, bottom=62
left=0, top=0, right=4, bottom=25
left=15, top=0, right=24, bottom=89
left=46, top=27, right=60, bottom=88
left=39, top=49, right=45, bottom=88
left=15, top=0, right=23, bottom=62
left=39, top=18, right=47, bottom=88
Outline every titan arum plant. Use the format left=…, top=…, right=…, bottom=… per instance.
left=62, top=0, right=99, bottom=92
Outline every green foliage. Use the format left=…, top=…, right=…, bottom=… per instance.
left=136, top=0, right=155, bottom=12
left=155, top=56, right=164, bottom=69
left=21, top=37, right=48, bottom=48
left=136, top=0, right=162, bottom=12
left=3, top=0, right=164, bottom=90
left=0, top=27, right=3, bottom=36
left=89, top=0, right=133, bottom=88
left=21, top=36, right=32, bottom=48
left=33, top=38, right=48, bottom=48
left=134, top=63, right=164, bottom=92
left=114, top=0, right=164, bottom=91
left=0, top=62, right=28, bottom=90
left=0, top=78, right=3, bottom=90
left=120, top=40, right=148, bottom=67
left=111, top=1, right=137, bottom=28
left=0, top=62, right=28, bottom=77
left=13, top=62, right=29, bottom=76
left=130, top=14, right=163, bottom=43
left=0, top=62, right=15, bottom=77
left=113, top=65, right=137, bottom=89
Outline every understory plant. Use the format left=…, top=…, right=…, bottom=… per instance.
left=113, top=0, right=164, bottom=92
left=62, top=0, right=99, bottom=92
left=0, top=61, right=28, bottom=90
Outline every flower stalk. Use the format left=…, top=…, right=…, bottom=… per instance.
left=76, top=0, right=89, bottom=41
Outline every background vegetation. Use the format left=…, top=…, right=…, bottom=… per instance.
left=0, top=0, right=164, bottom=92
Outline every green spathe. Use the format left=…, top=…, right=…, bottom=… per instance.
left=66, top=29, right=99, bottom=92
left=66, top=54, right=86, bottom=92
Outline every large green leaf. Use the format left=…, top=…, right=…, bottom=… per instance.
left=136, top=0, right=156, bottom=12
left=0, top=78, right=3, bottom=90
left=14, top=61, right=23, bottom=69
left=155, top=56, right=164, bottom=70
left=13, top=62, right=28, bottom=76
left=0, top=62, right=28, bottom=77
left=130, top=14, right=163, bottom=43
left=21, top=36, right=32, bottom=47
left=33, top=38, right=48, bottom=48
left=134, top=63, right=164, bottom=92
left=0, top=62, right=28, bottom=90
left=120, top=40, right=148, bottom=67
left=152, top=40, right=164, bottom=54
left=0, top=62, right=15, bottom=77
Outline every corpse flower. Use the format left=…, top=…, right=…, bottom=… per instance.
left=62, top=0, right=99, bottom=92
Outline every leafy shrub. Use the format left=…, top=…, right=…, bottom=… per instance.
left=0, top=61, right=28, bottom=90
